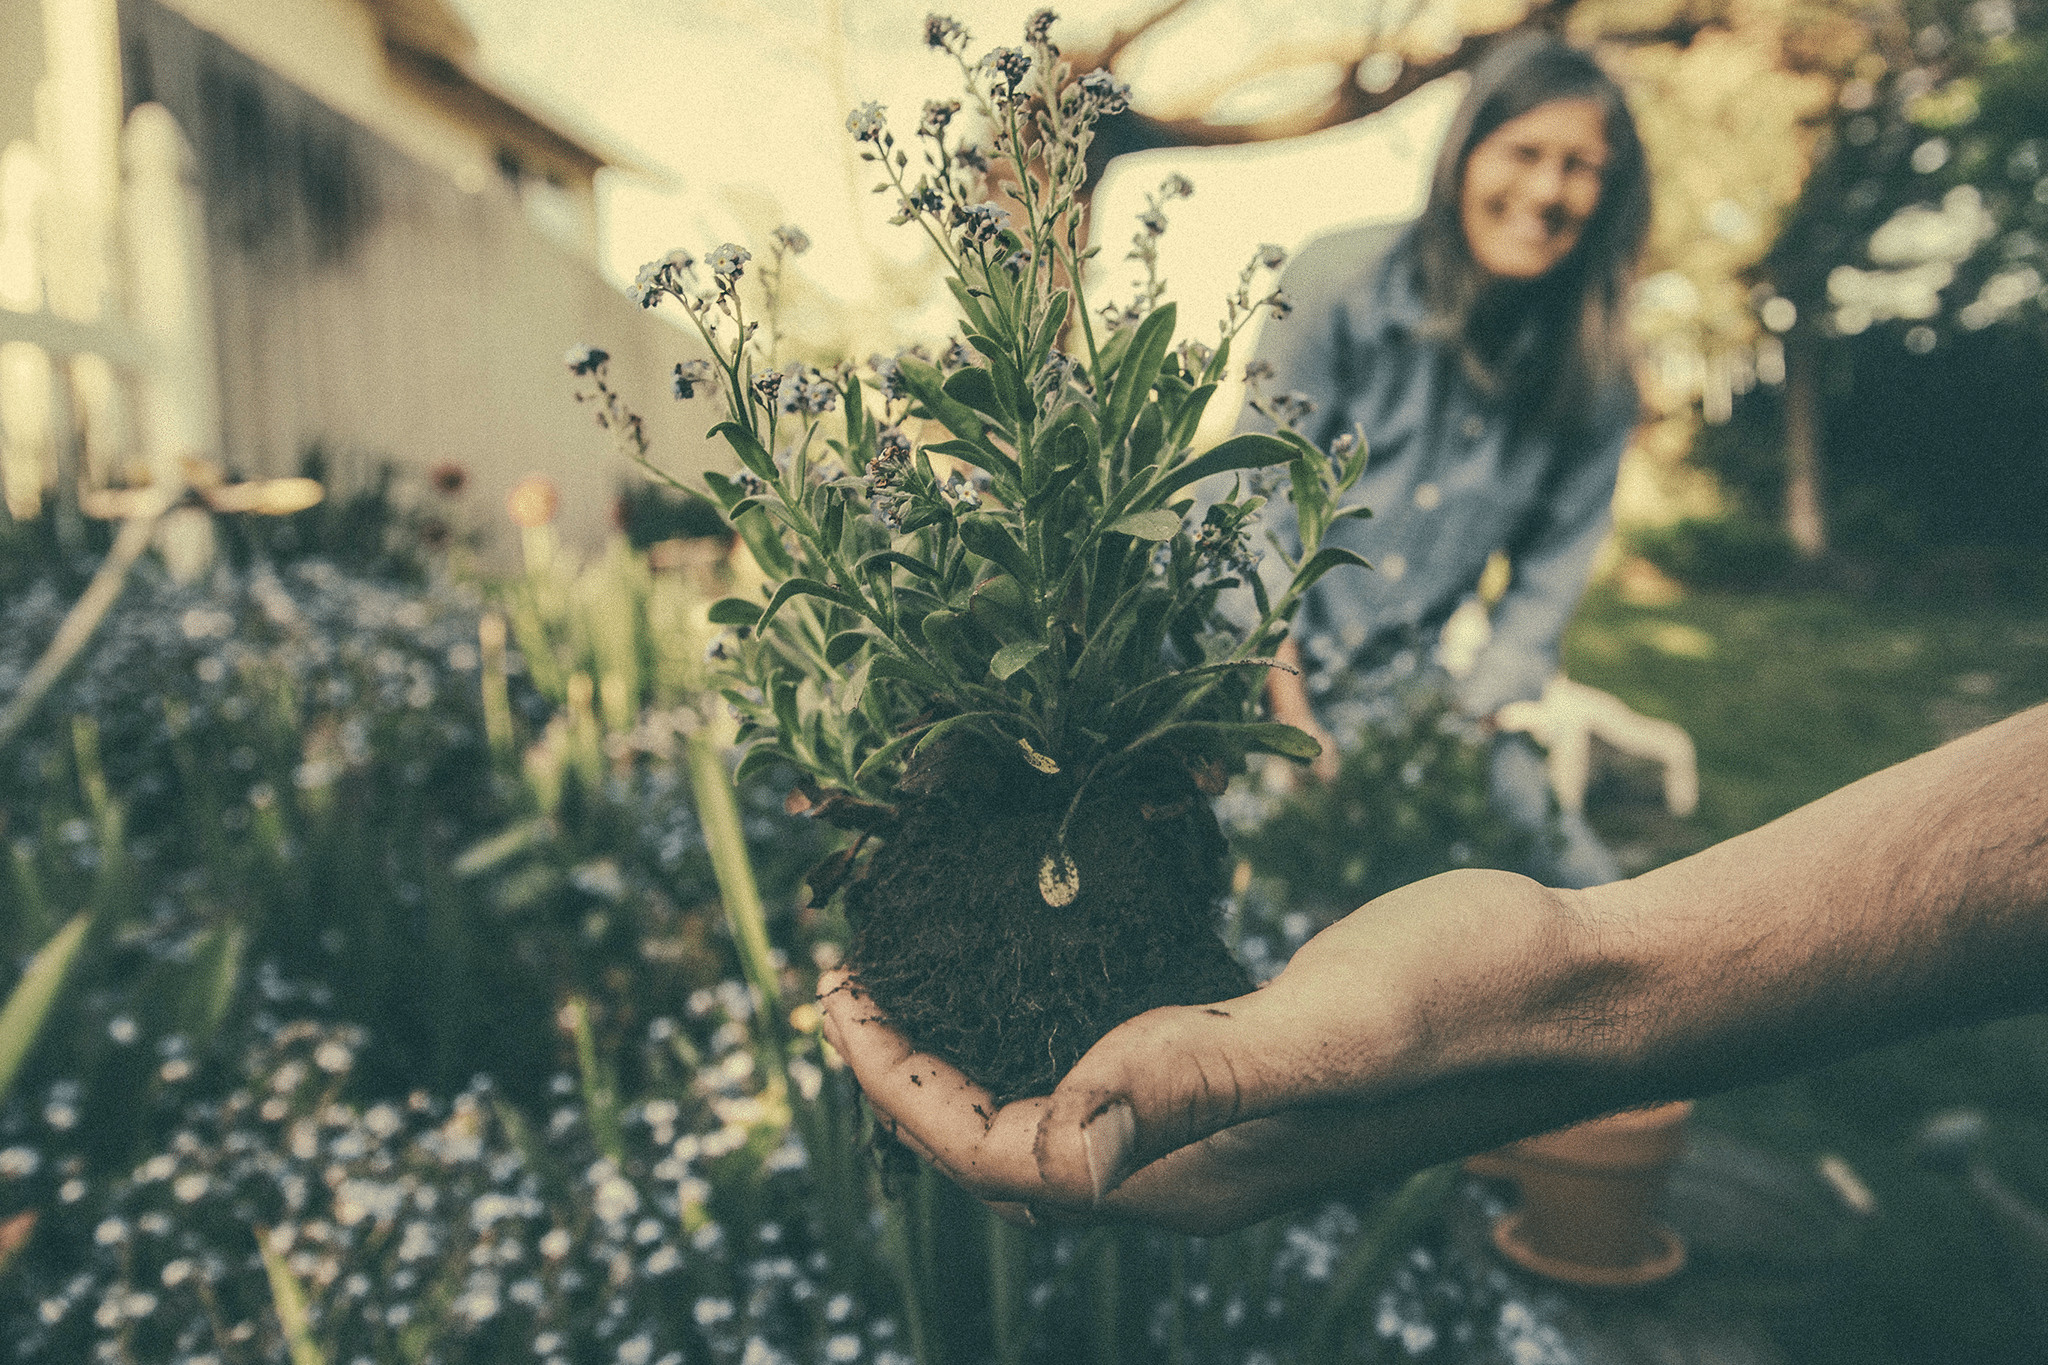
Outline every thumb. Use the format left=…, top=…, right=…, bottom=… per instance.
left=1031, top=994, right=1296, bottom=1207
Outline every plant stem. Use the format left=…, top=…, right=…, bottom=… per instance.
left=987, top=1211, right=1027, bottom=1365
left=682, top=725, right=791, bottom=1095
left=1301, top=1163, right=1461, bottom=1359
left=563, top=995, right=625, bottom=1166
left=1091, top=1230, right=1119, bottom=1365
left=0, top=911, right=93, bottom=1105
left=0, top=498, right=168, bottom=756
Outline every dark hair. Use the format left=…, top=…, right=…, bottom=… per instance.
left=1409, top=31, right=1650, bottom=431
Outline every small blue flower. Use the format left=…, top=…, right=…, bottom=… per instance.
left=672, top=359, right=715, bottom=400
left=1078, top=69, right=1129, bottom=115
left=845, top=102, right=887, bottom=143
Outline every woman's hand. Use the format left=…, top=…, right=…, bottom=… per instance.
left=817, top=869, right=1617, bottom=1235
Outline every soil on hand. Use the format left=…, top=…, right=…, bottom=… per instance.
left=843, top=746, right=1252, bottom=1105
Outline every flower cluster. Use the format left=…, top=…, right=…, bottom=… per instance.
left=0, top=1007, right=905, bottom=1365
left=1193, top=501, right=1263, bottom=581
left=977, top=45, right=1034, bottom=100
left=1240, top=357, right=1318, bottom=434
left=605, top=10, right=1371, bottom=906
left=1107, top=174, right=1199, bottom=325
left=862, top=427, right=914, bottom=530
left=777, top=366, right=840, bottom=418
left=672, top=359, right=717, bottom=400
left=1223, top=243, right=1294, bottom=336
left=922, top=13, right=968, bottom=53
left=568, top=348, right=649, bottom=459
left=1076, top=68, right=1130, bottom=115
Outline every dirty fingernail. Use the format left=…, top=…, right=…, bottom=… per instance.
left=1081, top=1099, right=1136, bottom=1204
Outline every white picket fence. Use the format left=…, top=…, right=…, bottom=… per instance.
left=0, top=97, right=216, bottom=530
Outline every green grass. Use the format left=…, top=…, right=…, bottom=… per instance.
left=1562, top=581, right=2048, bottom=1364
left=1565, top=582, right=2048, bottom=862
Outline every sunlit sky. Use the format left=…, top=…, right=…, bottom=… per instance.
left=446, top=0, right=1462, bottom=356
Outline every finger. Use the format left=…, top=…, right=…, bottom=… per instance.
left=1032, top=989, right=1309, bottom=1207
left=814, top=970, right=1054, bottom=1204
left=1094, top=1108, right=1388, bottom=1234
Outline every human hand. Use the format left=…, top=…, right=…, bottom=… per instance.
left=817, top=869, right=1620, bottom=1234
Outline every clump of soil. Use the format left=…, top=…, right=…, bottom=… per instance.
left=842, top=743, right=1252, bottom=1105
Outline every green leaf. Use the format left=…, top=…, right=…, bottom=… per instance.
left=921, top=609, right=988, bottom=674
left=757, top=577, right=867, bottom=633
left=897, top=357, right=988, bottom=445
left=946, top=277, right=997, bottom=338
left=1290, top=545, right=1372, bottom=597
left=0, top=911, right=91, bottom=1104
left=909, top=709, right=1010, bottom=760
left=957, top=514, right=1037, bottom=589
left=989, top=640, right=1047, bottom=680
left=1128, top=401, right=1166, bottom=471
left=452, top=817, right=553, bottom=878
left=1106, top=509, right=1183, bottom=541
left=967, top=574, right=1033, bottom=634
left=1092, top=324, right=1136, bottom=390
left=1176, top=720, right=1324, bottom=761
left=711, top=421, right=777, bottom=481
left=1156, top=431, right=1296, bottom=500
left=1103, top=303, right=1176, bottom=449
left=257, top=1226, right=328, bottom=1365
left=854, top=550, right=943, bottom=583
left=178, top=921, right=245, bottom=1051
left=840, top=657, right=873, bottom=713
left=1047, top=420, right=1092, bottom=472
left=705, top=474, right=792, bottom=577
left=842, top=367, right=865, bottom=441
left=772, top=679, right=802, bottom=751
left=923, top=438, right=1022, bottom=488
left=708, top=597, right=764, bottom=627
left=1167, top=381, right=1219, bottom=447
left=870, top=651, right=951, bottom=692
left=853, top=725, right=929, bottom=785
left=733, top=741, right=787, bottom=785
left=702, top=470, right=746, bottom=512
left=825, top=630, right=871, bottom=667
left=944, top=366, right=1014, bottom=429
left=1028, top=290, right=1070, bottom=368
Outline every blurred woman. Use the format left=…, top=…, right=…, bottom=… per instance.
left=1244, top=31, right=1652, bottom=888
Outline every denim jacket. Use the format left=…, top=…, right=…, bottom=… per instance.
left=1234, top=220, right=1636, bottom=719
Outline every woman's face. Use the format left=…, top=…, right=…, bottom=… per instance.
left=1459, top=97, right=1609, bottom=281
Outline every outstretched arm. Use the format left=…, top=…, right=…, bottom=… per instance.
left=820, top=702, right=2048, bottom=1234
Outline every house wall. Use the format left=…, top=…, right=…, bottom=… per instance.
left=105, top=0, right=720, bottom=560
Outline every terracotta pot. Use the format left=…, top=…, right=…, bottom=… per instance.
left=1463, top=1100, right=1693, bottom=1288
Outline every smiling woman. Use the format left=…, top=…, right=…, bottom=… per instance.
left=1458, top=97, right=1609, bottom=282
left=1242, top=31, right=1652, bottom=892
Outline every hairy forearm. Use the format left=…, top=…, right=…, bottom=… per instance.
left=1517, top=702, right=2048, bottom=1104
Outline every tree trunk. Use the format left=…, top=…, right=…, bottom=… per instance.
left=1782, top=332, right=1827, bottom=559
